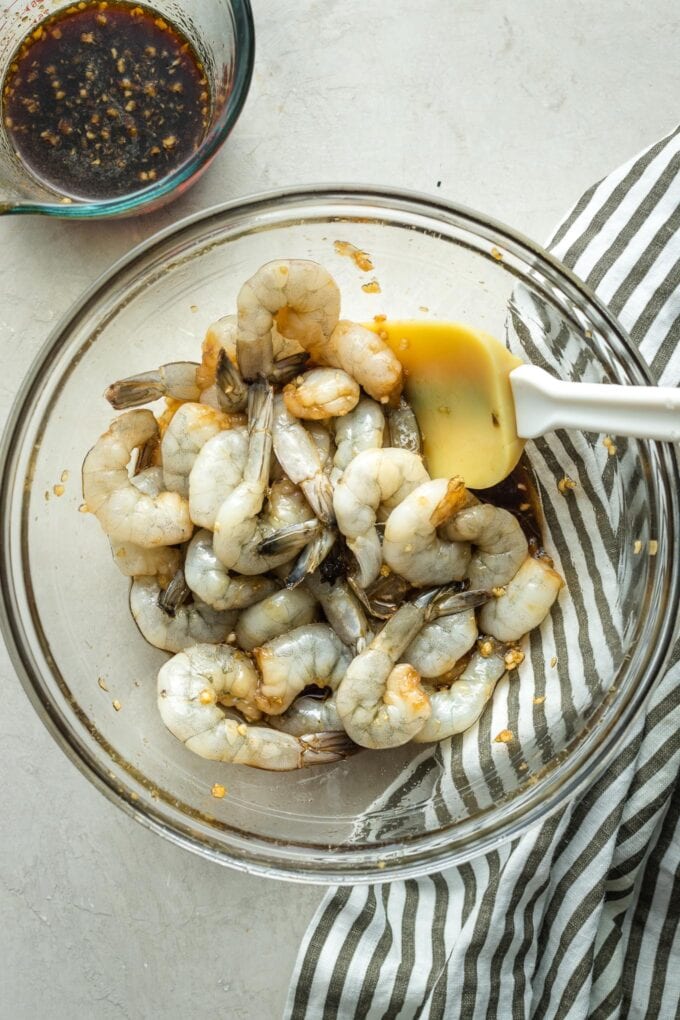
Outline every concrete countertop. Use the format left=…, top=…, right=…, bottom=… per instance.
left=1, top=2, right=678, bottom=1017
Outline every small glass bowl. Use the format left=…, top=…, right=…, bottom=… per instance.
left=0, top=0, right=254, bottom=218
left=1, top=186, right=678, bottom=882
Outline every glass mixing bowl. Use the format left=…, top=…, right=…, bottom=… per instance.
left=1, top=187, right=678, bottom=882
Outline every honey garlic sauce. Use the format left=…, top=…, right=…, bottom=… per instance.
left=2, top=1, right=209, bottom=201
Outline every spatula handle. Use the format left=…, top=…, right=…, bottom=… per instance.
left=510, top=365, right=680, bottom=442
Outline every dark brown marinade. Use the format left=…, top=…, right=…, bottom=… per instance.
left=2, top=1, right=209, bottom=200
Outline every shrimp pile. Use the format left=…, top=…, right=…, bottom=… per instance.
left=82, top=258, right=564, bottom=772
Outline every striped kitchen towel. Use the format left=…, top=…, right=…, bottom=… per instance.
left=285, top=126, right=680, bottom=1019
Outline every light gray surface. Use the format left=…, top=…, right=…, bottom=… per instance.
left=1, top=2, right=677, bottom=1018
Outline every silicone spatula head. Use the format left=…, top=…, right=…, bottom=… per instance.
left=379, top=321, right=524, bottom=489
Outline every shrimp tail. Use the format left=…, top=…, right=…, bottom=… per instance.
left=269, top=352, right=310, bottom=384
left=157, top=567, right=192, bottom=614
left=105, top=371, right=165, bottom=409
left=134, top=434, right=160, bottom=475
left=413, top=584, right=491, bottom=621
left=243, top=381, right=274, bottom=486
left=299, top=731, right=358, bottom=766
left=285, top=527, right=337, bottom=588
left=215, top=349, right=248, bottom=410
left=301, top=473, right=336, bottom=526
left=105, top=362, right=202, bottom=409
left=257, top=519, right=322, bottom=558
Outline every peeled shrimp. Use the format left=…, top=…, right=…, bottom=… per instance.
left=322, top=320, right=403, bottom=404
left=235, top=587, right=318, bottom=652
left=236, top=260, right=340, bottom=381
left=269, top=694, right=343, bottom=737
left=272, top=395, right=335, bottom=524
left=130, top=575, right=237, bottom=653
left=479, top=556, right=563, bottom=642
left=333, top=448, right=429, bottom=587
left=105, top=362, right=201, bottom=410
left=109, top=540, right=181, bottom=579
left=332, top=396, right=385, bottom=472
left=413, top=642, right=507, bottom=743
left=82, top=410, right=193, bottom=547
left=188, top=427, right=248, bottom=530
left=386, top=396, right=422, bottom=453
left=213, top=386, right=318, bottom=574
left=443, top=503, right=528, bottom=589
left=382, top=477, right=472, bottom=586
left=184, top=529, right=277, bottom=611
left=161, top=403, right=244, bottom=497
left=158, top=645, right=351, bottom=770
left=254, top=623, right=353, bottom=715
left=283, top=368, right=359, bottom=420
left=403, top=607, right=479, bottom=678
left=158, top=642, right=260, bottom=726
left=305, top=572, right=373, bottom=652
left=336, top=587, right=476, bottom=749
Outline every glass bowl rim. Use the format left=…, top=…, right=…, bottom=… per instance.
left=2, top=183, right=678, bottom=883
left=3, top=0, right=255, bottom=219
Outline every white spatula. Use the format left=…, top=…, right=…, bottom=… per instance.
left=379, top=320, right=680, bottom=488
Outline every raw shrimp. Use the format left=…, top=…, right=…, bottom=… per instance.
left=283, top=368, right=359, bottom=420
left=413, top=642, right=507, bottom=742
left=305, top=572, right=373, bottom=652
left=254, top=623, right=353, bottom=715
left=130, top=575, right=237, bottom=653
left=272, top=395, right=335, bottom=524
left=110, top=540, right=181, bottom=579
left=269, top=693, right=343, bottom=737
left=158, top=642, right=261, bottom=730
left=82, top=410, right=193, bottom=547
left=333, top=448, right=429, bottom=587
left=403, top=607, right=479, bottom=678
left=213, top=387, right=319, bottom=574
left=443, top=503, right=528, bottom=589
left=236, top=260, right=340, bottom=381
left=323, top=320, right=403, bottom=404
left=332, top=396, right=385, bottom=472
left=161, top=403, right=244, bottom=497
left=186, top=720, right=353, bottom=770
left=335, top=587, right=477, bottom=749
left=188, top=427, right=248, bottom=530
left=184, top=529, right=277, bottom=611
left=478, top=556, right=563, bottom=642
left=160, top=683, right=352, bottom=771
left=235, top=587, right=318, bottom=651
left=158, top=647, right=350, bottom=770
left=386, top=396, right=422, bottom=453
left=382, top=477, right=472, bottom=586
left=105, top=362, right=202, bottom=410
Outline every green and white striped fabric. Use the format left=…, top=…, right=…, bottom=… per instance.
left=285, top=127, right=680, bottom=1020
